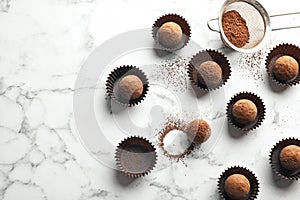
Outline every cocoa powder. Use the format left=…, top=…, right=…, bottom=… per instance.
left=238, top=43, right=273, bottom=82
left=152, top=56, right=190, bottom=93
left=158, top=118, right=194, bottom=161
left=222, top=10, right=250, bottom=48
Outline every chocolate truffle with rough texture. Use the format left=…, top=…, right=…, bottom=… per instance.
left=118, top=75, right=143, bottom=100
left=273, top=55, right=299, bottom=82
left=224, top=174, right=251, bottom=200
left=232, top=99, right=257, bottom=125
left=279, top=145, right=300, bottom=172
left=197, top=61, right=222, bottom=87
left=157, top=22, right=183, bottom=48
left=184, top=119, right=211, bottom=145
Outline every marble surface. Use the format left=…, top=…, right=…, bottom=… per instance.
left=0, top=0, right=300, bottom=199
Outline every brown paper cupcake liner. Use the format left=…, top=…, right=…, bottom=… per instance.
left=152, top=13, right=191, bottom=52
left=218, top=166, right=260, bottom=200
left=115, top=136, right=157, bottom=178
left=266, top=43, right=300, bottom=86
left=158, top=120, right=195, bottom=160
left=187, top=49, right=231, bottom=90
left=269, top=138, right=300, bottom=181
left=226, top=92, right=266, bottom=131
left=105, top=65, right=149, bottom=107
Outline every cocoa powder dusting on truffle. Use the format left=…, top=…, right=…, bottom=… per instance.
left=152, top=56, right=190, bottom=92
left=222, top=10, right=250, bottom=48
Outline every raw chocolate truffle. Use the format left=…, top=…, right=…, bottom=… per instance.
left=184, top=119, right=211, bottom=145
left=273, top=55, right=299, bottom=82
left=197, top=61, right=222, bottom=87
left=224, top=174, right=251, bottom=200
left=232, top=99, right=257, bottom=125
left=279, top=145, right=300, bottom=172
left=157, top=22, right=183, bottom=48
left=118, top=75, right=143, bottom=100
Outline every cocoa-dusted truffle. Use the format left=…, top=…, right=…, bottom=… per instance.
left=279, top=145, right=300, bottom=172
left=224, top=174, right=251, bottom=200
left=273, top=55, right=299, bottom=82
left=157, top=22, right=183, bottom=49
left=197, top=61, right=222, bottom=88
left=118, top=75, right=143, bottom=100
left=184, top=119, right=211, bottom=145
left=232, top=99, right=257, bottom=125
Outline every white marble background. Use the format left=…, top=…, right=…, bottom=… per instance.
left=0, top=0, right=300, bottom=199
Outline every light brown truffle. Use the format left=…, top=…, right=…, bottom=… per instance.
left=118, top=75, right=143, bottom=100
left=232, top=99, right=257, bottom=125
left=224, top=174, right=251, bottom=200
left=197, top=61, right=222, bottom=87
left=157, top=22, right=183, bottom=48
left=273, top=55, right=299, bottom=82
left=184, top=119, right=211, bottom=145
left=279, top=145, right=300, bottom=171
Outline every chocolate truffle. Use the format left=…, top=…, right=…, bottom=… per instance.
left=118, top=75, right=143, bottom=100
left=273, top=55, right=299, bottom=82
left=224, top=174, right=251, bottom=200
left=279, top=145, right=300, bottom=172
left=157, top=22, right=183, bottom=48
left=184, top=119, right=211, bottom=145
left=197, top=61, right=222, bottom=87
left=232, top=99, right=257, bottom=125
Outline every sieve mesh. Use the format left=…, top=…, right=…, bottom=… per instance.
left=221, top=1, right=266, bottom=50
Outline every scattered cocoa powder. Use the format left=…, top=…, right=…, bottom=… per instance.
left=238, top=43, right=272, bottom=82
left=222, top=10, right=250, bottom=48
left=152, top=56, right=190, bottom=93
left=158, top=118, right=195, bottom=161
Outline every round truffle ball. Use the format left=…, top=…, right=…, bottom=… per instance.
left=279, top=145, right=300, bottom=171
left=224, top=174, right=251, bottom=200
left=157, top=22, right=183, bottom=48
left=232, top=99, right=257, bottom=125
left=197, top=61, right=223, bottom=87
left=184, top=119, right=211, bottom=145
left=273, top=55, right=299, bottom=82
left=118, top=75, right=143, bottom=100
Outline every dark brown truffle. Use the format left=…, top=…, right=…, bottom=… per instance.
left=279, top=145, right=300, bottom=172
left=196, top=61, right=222, bottom=88
left=224, top=174, right=251, bottom=200
left=273, top=55, right=299, bottom=82
left=184, top=119, right=211, bottom=145
left=118, top=75, right=143, bottom=100
left=232, top=99, right=257, bottom=125
left=157, top=22, right=183, bottom=49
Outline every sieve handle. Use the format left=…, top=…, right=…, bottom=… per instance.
left=207, top=18, right=220, bottom=33
left=270, top=12, right=300, bottom=31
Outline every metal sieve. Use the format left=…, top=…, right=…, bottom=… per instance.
left=207, top=0, right=300, bottom=53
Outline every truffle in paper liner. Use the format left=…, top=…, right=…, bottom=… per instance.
left=106, top=65, right=149, bottom=107
left=218, top=166, right=259, bottom=200
left=152, top=13, right=191, bottom=52
left=188, top=49, right=231, bottom=90
left=266, top=43, right=300, bottom=86
left=269, top=137, right=300, bottom=181
left=226, top=92, right=265, bottom=131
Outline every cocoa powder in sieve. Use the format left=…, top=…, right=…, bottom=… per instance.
left=222, top=10, right=250, bottom=48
